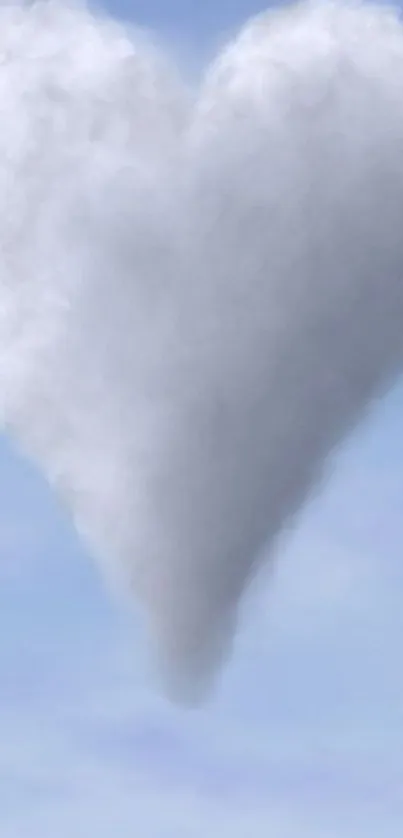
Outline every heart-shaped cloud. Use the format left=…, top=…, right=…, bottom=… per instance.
left=2, top=0, right=403, bottom=702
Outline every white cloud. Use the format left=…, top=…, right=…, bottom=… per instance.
left=3, top=0, right=403, bottom=702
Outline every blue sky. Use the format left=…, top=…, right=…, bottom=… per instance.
left=1, top=0, right=403, bottom=835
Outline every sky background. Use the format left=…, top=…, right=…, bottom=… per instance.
left=1, top=0, right=403, bottom=836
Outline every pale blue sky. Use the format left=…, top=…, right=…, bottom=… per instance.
left=1, top=1, right=403, bottom=836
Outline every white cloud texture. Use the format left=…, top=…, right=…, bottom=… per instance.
left=2, top=0, right=403, bottom=701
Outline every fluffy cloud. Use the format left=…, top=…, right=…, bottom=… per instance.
left=2, top=0, right=403, bottom=701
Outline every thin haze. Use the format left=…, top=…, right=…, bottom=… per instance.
left=1, top=0, right=403, bottom=702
